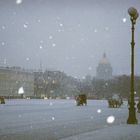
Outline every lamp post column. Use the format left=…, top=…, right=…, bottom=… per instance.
left=127, top=7, right=139, bottom=124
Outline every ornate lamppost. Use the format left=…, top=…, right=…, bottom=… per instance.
left=127, top=7, right=139, bottom=124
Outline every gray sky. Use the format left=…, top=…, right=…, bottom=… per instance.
left=0, top=0, right=140, bottom=78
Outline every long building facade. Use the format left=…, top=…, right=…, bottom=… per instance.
left=0, top=66, right=34, bottom=98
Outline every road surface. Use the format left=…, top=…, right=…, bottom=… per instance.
left=0, top=99, right=139, bottom=140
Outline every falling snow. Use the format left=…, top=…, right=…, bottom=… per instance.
left=88, top=66, right=92, bottom=71
left=52, top=117, right=55, bottom=120
left=106, top=115, right=115, bottom=124
left=26, top=57, right=30, bottom=61
left=3, top=59, right=7, bottom=65
left=18, top=114, right=22, bottom=118
left=94, top=29, right=98, bottom=33
left=1, top=42, right=5, bottom=46
left=0, top=0, right=140, bottom=79
left=49, top=102, right=53, bottom=106
left=59, top=23, right=63, bottom=27
left=105, top=27, right=109, bottom=31
left=97, top=109, right=102, bottom=113
left=2, top=26, right=6, bottom=30
left=52, top=43, right=56, bottom=47
left=49, top=35, right=53, bottom=39
left=23, top=24, right=28, bottom=28
left=0, top=99, right=139, bottom=140
left=38, top=19, right=41, bottom=23
left=82, top=76, right=85, bottom=79
left=16, top=0, right=22, bottom=5
left=122, top=18, right=127, bottom=23
left=39, top=45, right=43, bottom=49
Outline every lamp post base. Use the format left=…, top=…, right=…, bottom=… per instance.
left=127, top=106, right=138, bottom=124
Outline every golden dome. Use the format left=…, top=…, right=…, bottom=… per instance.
left=99, top=53, right=110, bottom=64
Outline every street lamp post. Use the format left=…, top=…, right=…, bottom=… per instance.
left=127, top=7, right=139, bottom=124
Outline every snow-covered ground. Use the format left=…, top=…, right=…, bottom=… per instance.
left=0, top=99, right=140, bottom=140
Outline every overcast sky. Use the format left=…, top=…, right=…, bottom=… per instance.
left=0, top=0, right=140, bottom=78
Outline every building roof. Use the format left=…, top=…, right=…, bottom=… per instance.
left=99, top=53, right=110, bottom=65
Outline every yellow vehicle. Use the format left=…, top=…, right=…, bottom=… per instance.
left=75, top=94, right=87, bottom=106
left=0, top=96, right=5, bottom=104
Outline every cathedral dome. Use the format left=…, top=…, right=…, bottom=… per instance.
left=99, top=53, right=110, bottom=64
left=96, top=53, right=113, bottom=80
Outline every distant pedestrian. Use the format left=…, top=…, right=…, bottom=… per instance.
left=0, top=96, right=5, bottom=104
left=137, top=100, right=140, bottom=113
left=127, top=98, right=131, bottom=107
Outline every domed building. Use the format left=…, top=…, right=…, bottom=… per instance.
left=96, top=53, right=113, bottom=80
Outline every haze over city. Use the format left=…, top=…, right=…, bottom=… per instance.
left=0, top=0, right=140, bottom=78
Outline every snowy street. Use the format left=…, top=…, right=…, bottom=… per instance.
left=0, top=99, right=140, bottom=140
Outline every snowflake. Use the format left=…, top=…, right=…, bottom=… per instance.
left=49, top=35, right=53, bottom=39
left=105, top=27, right=109, bottom=31
left=74, top=76, right=78, bottom=79
left=16, top=0, right=22, bottom=5
left=52, top=43, right=56, bottom=47
left=47, top=76, right=51, bottom=80
left=1, top=42, right=5, bottom=46
left=40, top=40, right=44, bottom=44
left=97, top=109, right=102, bottom=113
left=94, top=29, right=98, bottom=33
left=18, top=114, right=22, bottom=118
left=23, top=24, right=28, bottom=28
left=3, top=59, right=7, bottom=64
left=106, top=115, right=115, bottom=124
left=38, top=19, right=41, bottom=23
left=49, top=102, right=53, bottom=106
left=51, top=117, right=55, bottom=120
left=105, top=82, right=108, bottom=86
left=90, top=116, right=94, bottom=119
left=82, top=76, right=85, bottom=79
left=26, top=57, right=30, bottom=61
left=122, top=18, right=127, bottom=23
left=88, top=66, right=92, bottom=71
left=59, top=23, right=63, bottom=27
left=2, top=26, right=6, bottom=30
left=39, top=45, right=43, bottom=49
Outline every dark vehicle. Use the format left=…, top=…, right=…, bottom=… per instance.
left=108, top=94, right=123, bottom=108
left=0, top=97, right=5, bottom=104
left=75, top=94, right=87, bottom=106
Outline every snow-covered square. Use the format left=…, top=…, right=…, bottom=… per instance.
left=0, top=99, right=140, bottom=140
